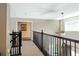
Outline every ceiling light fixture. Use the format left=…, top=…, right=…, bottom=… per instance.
left=59, top=12, right=65, bottom=36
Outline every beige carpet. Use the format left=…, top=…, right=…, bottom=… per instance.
left=22, top=40, right=44, bottom=56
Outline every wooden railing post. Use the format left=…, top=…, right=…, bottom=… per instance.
left=18, top=31, right=22, bottom=55
left=41, top=30, right=43, bottom=51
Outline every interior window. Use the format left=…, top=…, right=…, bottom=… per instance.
left=65, top=20, right=79, bottom=31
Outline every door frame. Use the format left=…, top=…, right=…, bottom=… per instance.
left=17, top=20, right=33, bottom=41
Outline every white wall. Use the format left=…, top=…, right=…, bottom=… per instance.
left=33, top=20, right=59, bottom=34
left=8, top=18, right=59, bottom=35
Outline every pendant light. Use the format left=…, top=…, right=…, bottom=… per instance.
left=58, top=12, right=65, bottom=36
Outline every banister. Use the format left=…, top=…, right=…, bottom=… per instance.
left=33, top=31, right=79, bottom=43
left=33, top=31, right=79, bottom=56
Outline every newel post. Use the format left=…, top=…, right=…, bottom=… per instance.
left=41, top=30, right=43, bottom=51
left=18, top=31, right=22, bottom=55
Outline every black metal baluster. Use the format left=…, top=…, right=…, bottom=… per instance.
left=53, top=37, right=54, bottom=56
left=18, top=38, right=19, bottom=55
left=54, top=38, right=56, bottom=56
left=12, top=32, right=13, bottom=56
left=62, top=39, right=64, bottom=56
left=10, top=48, right=12, bottom=56
left=57, top=38, right=59, bottom=56
left=10, top=38, right=12, bottom=56
left=12, top=48, right=14, bottom=56
left=74, top=42, right=76, bottom=56
left=70, top=41, right=71, bottom=56
left=56, top=38, right=57, bottom=56
left=51, top=37, right=53, bottom=56
left=51, top=36, right=53, bottom=56
left=15, top=39, right=16, bottom=55
left=19, top=31, right=22, bottom=55
left=50, top=36, right=52, bottom=56
left=59, top=38, right=61, bottom=56
left=14, top=47, right=16, bottom=55
left=17, top=48, right=18, bottom=55
left=17, top=38, right=18, bottom=55
left=11, top=48, right=12, bottom=56
left=41, top=30, right=43, bottom=52
left=16, top=38, right=17, bottom=55
left=10, top=48, right=11, bottom=56
left=55, top=37, right=56, bottom=56
left=18, top=37, right=19, bottom=55
left=66, top=40, right=67, bottom=56
left=13, top=47, right=15, bottom=56
left=19, top=36, right=21, bottom=55
left=13, top=40, right=14, bottom=55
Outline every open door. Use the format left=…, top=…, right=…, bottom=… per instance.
left=18, top=22, right=31, bottom=41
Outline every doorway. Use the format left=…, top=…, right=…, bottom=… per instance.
left=18, top=22, right=32, bottom=41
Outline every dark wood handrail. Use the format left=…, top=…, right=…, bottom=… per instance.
left=33, top=31, right=42, bottom=34
left=33, top=31, right=79, bottom=43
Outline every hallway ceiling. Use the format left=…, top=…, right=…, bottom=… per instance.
left=10, top=3, right=79, bottom=20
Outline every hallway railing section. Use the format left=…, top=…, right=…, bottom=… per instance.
left=10, top=31, right=22, bottom=56
left=33, top=30, right=79, bottom=56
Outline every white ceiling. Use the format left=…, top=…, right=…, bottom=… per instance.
left=10, top=3, right=79, bottom=20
